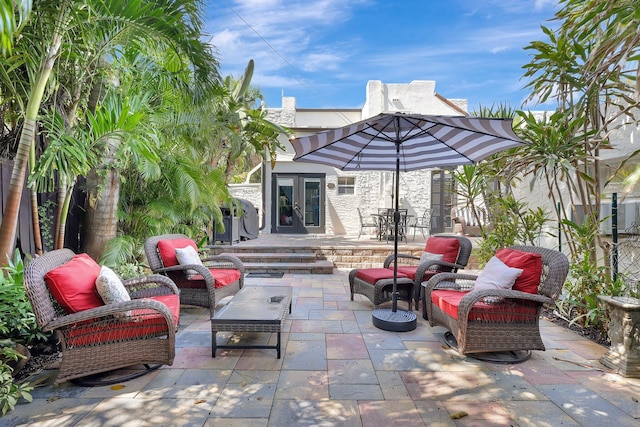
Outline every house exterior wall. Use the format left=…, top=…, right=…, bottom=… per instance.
left=240, top=80, right=468, bottom=236
left=230, top=83, right=640, bottom=242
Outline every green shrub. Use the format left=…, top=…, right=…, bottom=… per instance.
left=0, top=250, right=46, bottom=345
left=0, top=250, right=40, bottom=416
left=0, top=343, right=33, bottom=416
left=477, top=194, right=551, bottom=265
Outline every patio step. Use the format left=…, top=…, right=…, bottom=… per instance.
left=214, top=248, right=334, bottom=274
left=241, top=260, right=334, bottom=274
left=209, top=235, right=481, bottom=273
left=223, top=252, right=317, bottom=264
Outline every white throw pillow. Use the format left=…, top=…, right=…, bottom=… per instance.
left=420, top=251, right=445, bottom=270
left=175, top=245, right=204, bottom=278
left=474, top=256, right=523, bottom=291
left=95, top=266, right=131, bottom=316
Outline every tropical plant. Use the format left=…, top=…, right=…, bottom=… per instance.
left=30, top=108, right=99, bottom=249
left=476, top=194, right=551, bottom=264
left=210, top=60, right=287, bottom=183
left=0, top=342, right=33, bottom=416
left=450, top=164, right=490, bottom=235
left=0, top=250, right=45, bottom=345
left=0, top=249, right=41, bottom=416
left=0, top=0, right=221, bottom=265
left=0, top=0, right=31, bottom=55
left=511, top=0, right=640, bottom=329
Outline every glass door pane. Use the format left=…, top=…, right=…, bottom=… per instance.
left=277, top=178, right=294, bottom=227
left=304, top=178, right=321, bottom=227
left=431, top=170, right=455, bottom=233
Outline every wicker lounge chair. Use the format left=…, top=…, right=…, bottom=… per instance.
left=350, top=235, right=471, bottom=310
left=144, top=234, right=244, bottom=315
left=373, top=235, right=471, bottom=309
left=423, top=245, right=569, bottom=357
left=24, top=249, right=180, bottom=385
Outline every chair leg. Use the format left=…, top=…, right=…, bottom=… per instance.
left=421, top=227, right=428, bottom=239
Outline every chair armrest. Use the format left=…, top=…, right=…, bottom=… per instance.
left=423, top=272, right=479, bottom=294
left=45, top=298, right=176, bottom=332
left=460, top=289, right=552, bottom=307
left=123, top=274, right=179, bottom=298
left=201, top=254, right=245, bottom=273
left=383, top=253, right=420, bottom=267
left=417, top=259, right=464, bottom=273
left=152, top=264, right=217, bottom=288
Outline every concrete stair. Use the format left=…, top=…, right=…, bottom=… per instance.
left=209, top=244, right=439, bottom=274
left=211, top=247, right=334, bottom=274
left=208, top=235, right=480, bottom=275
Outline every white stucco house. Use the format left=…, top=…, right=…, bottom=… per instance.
left=230, top=80, right=468, bottom=237
left=230, top=79, right=640, bottom=250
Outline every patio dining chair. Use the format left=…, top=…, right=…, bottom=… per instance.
left=144, top=234, right=244, bottom=315
left=357, top=208, right=380, bottom=239
left=410, top=208, right=433, bottom=241
left=423, top=245, right=569, bottom=360
left=23, top=248, right=180, bottom=385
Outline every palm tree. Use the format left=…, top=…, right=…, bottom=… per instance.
left=211, top=60, right=287, bottom=183
left=520, top=0, right=640, bottom=262
left=0, top=0, right=31, bottom=55
left=0, top=0, right=219, bottom=264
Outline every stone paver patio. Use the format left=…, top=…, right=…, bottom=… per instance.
left=5, top=269, right=640, bottom=426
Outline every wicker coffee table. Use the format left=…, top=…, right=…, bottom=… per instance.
left=211, top=285, right=292, bottom=358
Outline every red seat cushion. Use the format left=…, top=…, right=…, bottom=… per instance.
left=396, top=266, right=418, bottom=280
left=356, top=268, right=408, bottom=284
left=496, top=248, right=543, bottom=294
left=157, top=238, right=198, bottom=267
left=431, top=290, right=538, bottom=321
left=45, top=253, right=103, bottom=314
left=65, top=293, right=180, bottom=347
left=187, top=268, right=242, bottom=289
left=394, top=266, right=438, bottom=283
left=425, top=237, right=460, bottom=264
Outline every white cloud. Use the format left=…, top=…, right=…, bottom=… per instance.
left=534, top=0, right=557, bottom=11
left=205, top=0, right=559, bottom=108
left=300, top=52, right=344, bottom=72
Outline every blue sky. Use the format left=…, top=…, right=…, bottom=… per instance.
left=206, top=0, right=559, bottom=111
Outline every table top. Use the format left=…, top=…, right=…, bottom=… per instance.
left=211, top=285, right=292, bottom=324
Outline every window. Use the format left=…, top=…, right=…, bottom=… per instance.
left=337, top=176, right=355, bottom=194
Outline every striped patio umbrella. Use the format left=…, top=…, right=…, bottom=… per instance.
left=291, top=112, right=528, bottom=331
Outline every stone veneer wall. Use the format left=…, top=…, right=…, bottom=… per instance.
left=315, top=247, right=479, bottom=270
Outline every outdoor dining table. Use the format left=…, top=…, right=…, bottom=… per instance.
left=371, top=210, right=412, bottom=242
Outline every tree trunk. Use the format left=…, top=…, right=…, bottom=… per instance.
left=83, top=163, right=120, bottom=261
left=29, top=187, right=43, bottom=255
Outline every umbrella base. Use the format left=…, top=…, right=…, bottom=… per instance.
left=372, top=308, right=417, bottom=332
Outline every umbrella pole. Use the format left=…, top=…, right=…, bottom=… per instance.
left=371, top=130, right=417, bottom=332
left=392, top=153, right=400, bottom=312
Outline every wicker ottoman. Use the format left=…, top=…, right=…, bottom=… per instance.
left=349, top=268, right=414, bottom=310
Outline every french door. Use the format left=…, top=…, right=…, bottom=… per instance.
left=430, top=169, right=455, bottom=234
left=272, top=173, right=325, bottom=234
